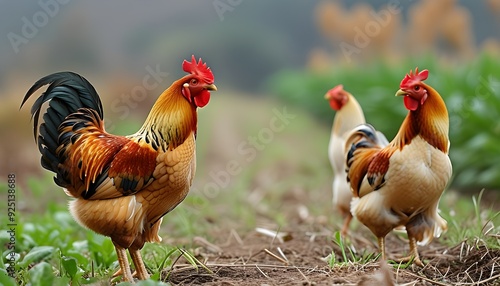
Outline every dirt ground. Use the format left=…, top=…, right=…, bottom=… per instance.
left=162, top=223, right=500, bottom=286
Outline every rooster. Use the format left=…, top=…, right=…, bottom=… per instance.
left=21, top=56, right=217, bottom=282
left=325, top=85, right=387, bottom=235
left=345, top=68, right=451, bottom=266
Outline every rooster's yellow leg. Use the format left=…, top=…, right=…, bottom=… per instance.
left=398, top=235, right=424, bottom=266
left=114, top=243, right=134, bottom=282
left=378, top=237, right=387, bottom=262
left=130, top=248, right=149, bottom=280
left=340, top=214, right=353, bottom=237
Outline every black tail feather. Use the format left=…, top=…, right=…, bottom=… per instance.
left=21, top=72, right=104, bottom=176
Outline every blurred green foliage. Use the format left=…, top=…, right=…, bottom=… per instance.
left=269, top=53, right=500, bottom=190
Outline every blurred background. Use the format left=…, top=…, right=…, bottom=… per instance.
left=1, top=0, right=499, bottom=224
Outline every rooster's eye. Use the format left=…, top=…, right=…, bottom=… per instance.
left=414, top=85, right=420, bottom=91
left=190, top=79, right=198, bottom=85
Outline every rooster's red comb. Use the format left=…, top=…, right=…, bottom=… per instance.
left=183, top=55, right=214, bottom=83
left=400, top=68, right=429, bottom=89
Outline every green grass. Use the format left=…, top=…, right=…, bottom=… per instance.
left=442, top=190, right=500, bottom=249
left=326, top=231, right=377, bottom=267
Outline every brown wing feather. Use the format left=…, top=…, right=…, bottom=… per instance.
left=345, top=124, right=394, bottom=198
left=58, top=109, right=157, bottom=199
left=365, top=148, right=394, bottom=191
left=347, top=148, right=379, bottom=197
left=108, top=140, right=157, bottom=194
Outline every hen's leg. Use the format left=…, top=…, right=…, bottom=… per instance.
left=398, top=235, right=424, bottom=266
left=130, top=248, right=149, bottom=280
left=112, top=268, right=137, bottom=278
left=378, top=236, right=386, bottom=261
left=340, top=214, right=353, bottom=237
left=114, top=243, right=134, bottom=282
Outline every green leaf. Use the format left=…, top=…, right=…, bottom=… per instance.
left=19, top=246, right=55, bottom=267
left=87, top=232, right=116, bottom=267
left=149, top=271, right=161, bottom=281
left=0, top=268, right=17, bottom=286
left=66, top=250, right=88, bottom=266
left=62, top=256, right=78, bottom=278
left=28, top=262, right=55, bottom=286
left=159, top=247, right=178, bottom=271
left=52, top=277, right=72, bottom=286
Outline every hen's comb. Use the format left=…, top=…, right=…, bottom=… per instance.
left=182, top=55, right=214, bottom=83
left=400, top=68, right=429, bottom=89
left=330, top=84, right=344, bottom=95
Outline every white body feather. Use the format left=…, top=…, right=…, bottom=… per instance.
left=328, top=94, right=365, bottom=215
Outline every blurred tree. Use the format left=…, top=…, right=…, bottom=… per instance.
left=407, top=0, right=475, bottom=60
left=312, top=1, right=402, bottom=67
left=310, top=0, right=482, bottom=68
left=486, top=0, right=500, bottom=14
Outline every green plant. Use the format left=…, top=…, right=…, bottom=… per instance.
left=327, top=231, right=376, bottom=267
left=443, top=189, right=500, bottom=249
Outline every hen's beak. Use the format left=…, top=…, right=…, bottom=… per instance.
left=324, top=93, right=331, bottom=100
left=395, top=89, right=407, bottom=97
left=205, top=84, right=217, bottom=91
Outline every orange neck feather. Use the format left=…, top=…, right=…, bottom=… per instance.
left=394, top=83, right=449, bottom=152
left=136, top=78, right=197, bottom=149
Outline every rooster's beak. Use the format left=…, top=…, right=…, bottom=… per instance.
left=205, top=84, right=217, bottom=91
left=395, top=89, right=407, bottom=97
